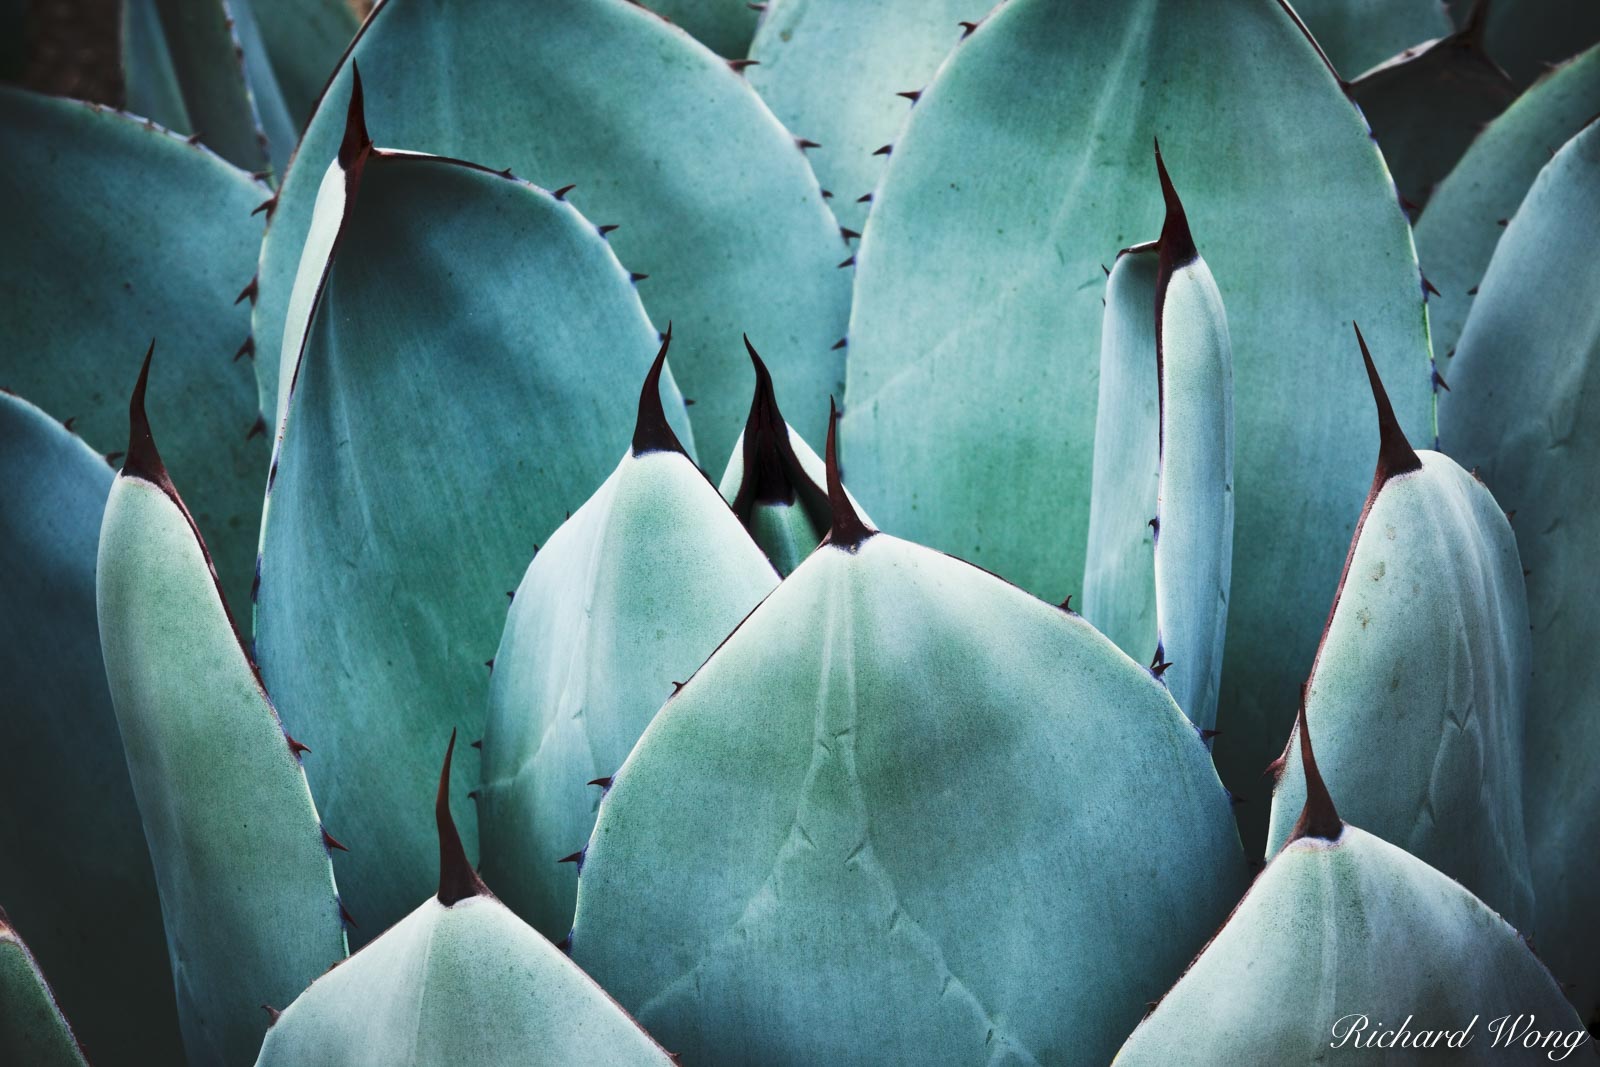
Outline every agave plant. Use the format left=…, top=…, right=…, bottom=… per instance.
left=2, top=0, right=1598, bottom=1064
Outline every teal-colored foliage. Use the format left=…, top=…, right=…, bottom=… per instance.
left=98, top=352, right=347, bottom=1065
left=0, top=392, right=181, bottom=1064
left=573, top=418, right=1248, bottom=1065
left=1117, top=711, right=1584, bottom=1065
left=1439, top=117, right=1600, bottom=1021
left=479, top=343, right=778, bottom=938
left=254, top=0, right=849, bottom=464
left=254, top=737, right=673, bottom=1066
left=0, top=88, right=268, bottom=615
left=1084, top=154, right=1234, bottom=732
left=840, top=0, right=1430, bottom=849
left=255, top=83, right=693, bottom=939
left=5, top=0, right=1600, bottom=1059
left=1267, top=332, right=1533, bottom=931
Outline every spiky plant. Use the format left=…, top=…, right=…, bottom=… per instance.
left=1, top=0, right=1598, bottom=1064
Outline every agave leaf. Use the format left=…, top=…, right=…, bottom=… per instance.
left=746, top=0, right=988, bottom=232
left=572, top=413, right=1248, bottom=1065
left=1292, top=0, right=1453, bottom=77
left=98, top=352, right=348, bottom=1066
left=1415, top=43, right=1600, bottom=360
left=122, top=0, right=191, bottom=132
left=1083, top=153, right=1233, bottom=731
left=1439, top=118, right=1600, bottom=1020
left=1266, top=330, right=1533, bottom=930
left=0, top=392, right=181, bottom=1065
left=1348, top=14, right=1516, bottom=212
left=716, top=338, right=870, bottom=574
left=0, top=909, right=89, bottom=1067
left=643, top=0, right=759, bottom=57
left=254, top=0, right=849, bottom=464
left=247, top=0, right=359, bottom=127
left=842, top=0, right=1431, bottom=847
left=0, top=87, right=269, bottom=615
left=121, top=0, right=296, bottom=178
left=1477, top=0, right=1600, bottom=87
left=256, top=82, right=692, bottom=941
left=256, top=736, right=674, bottom=1066
left=480, top=344, right=780, bottom=938
left=1116, top=712, right=1585, bottom=1065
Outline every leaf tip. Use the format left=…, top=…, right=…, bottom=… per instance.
left=436, top=729, right=488, bottom=906
left=631, top=325, right=688, bottom=459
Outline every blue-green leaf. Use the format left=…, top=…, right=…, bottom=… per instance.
left=1083, top=155, right=1233, bottom=731
left=255, top=0, right=850, bottom=464
left=1267, top=331, right=1533, bottom=930
left=480, top=346, right=778, bottom=938
left=1438, top=117, right=1600, bottom=1020
left=1348, top=15, right=1516, bottom=211
left=747, top=0, right=987, bottom=232
left=1116, top=713, right=1584, bottom=1065
left=256, top=737, right=674, bottom=1066
left=256, top=86, right=693, bottom=940
left=98, top=353, right=347, bottom=1066
left=1416, top=42, right=1600, bottom=360
left=1293, top=0, right=1452, bottom=77
left=573, top=419, right=1248, bottom=1064
left=842, top=0, right=1432, bottom=847
left=0, top=909, right=89, bottom=1067
left=0, top=391, right=179, bottom=1065
left=0, top=87, right=269, bottom=615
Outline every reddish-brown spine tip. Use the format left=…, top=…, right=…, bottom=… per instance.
left=822, top=398, right=874, bottom=551
left=261, top=1004, right=282, bottom=1026
left=1287, top=697, right=1343, bottom=843
left=436, top=729, right=488, bottom=906
left=729, top=337, right=829, bottom=533
left=1354, top=323, right=1422, bottom=485
left=632, top=326, right=688, bottom=458
left=338, top=64, right=370, bottom=169
left=1154, top=140, right=1197, bottom=269
left=124, top=341, right=167, bottom=483
left=321, top=828, right=348, bottom=853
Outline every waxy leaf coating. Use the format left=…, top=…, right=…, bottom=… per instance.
left=840, top=0, right=1432, bottom=847
left=481, top=357, right=779, bottom=937
left=255, top=0, right=849, bottom=463
left=256, top=104, right=692, bottom=939
left=1440, top=118, right=1600, bottom=1020
left=0, top=391, right=181, bottom=1065
left=0, top=88, right=269, bottom=614
left=575, top=491, right=1247, bottom=1064
left=255, top=738, right=673, bottom=1067
left=98, top=354, right=347, bottom=1066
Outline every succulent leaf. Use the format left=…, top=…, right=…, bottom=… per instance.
left=1347, top=17, right=1516, bottom=212
left=1116, top=713, right=1584, bottom=1065
left=257, top=86, right=691, bottom=939
left=642, top=0, right=759, bottom=57
left=0, top=908, right=90, bottom=1067
left=0, top=391, right=180, bottom=1065
left=254, top=0, right=850, bottom=463
left=747, top=0, right=989, bottom=232
left=246, top=0, right=359, bottom=130
left=1083, top=153, right=1234, bottom=731
left=479, top=342, right=780, bottom=937
left=842, top=0, right=1432, bottom=849
left=97, top=351, right=348, bottom=1066
left=254, top=737, right=675, bottom=1067
left=1416, top=42, right=1600, bottom=359
left=1474, top=0, right=1600, bottom=87
left=1291, top=0, right=1453, bottom=77
left=1266, top=329, right=1534, bottom=930
left=572, top=417, right=1248, bottom=1064
left=0, top=87, right=269, bottom=616
left=1439, top=118, right=1600, bottom=1020
left=121, top=0, right=296, bottom=178
left=716, top=338, right=869, bottom=574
